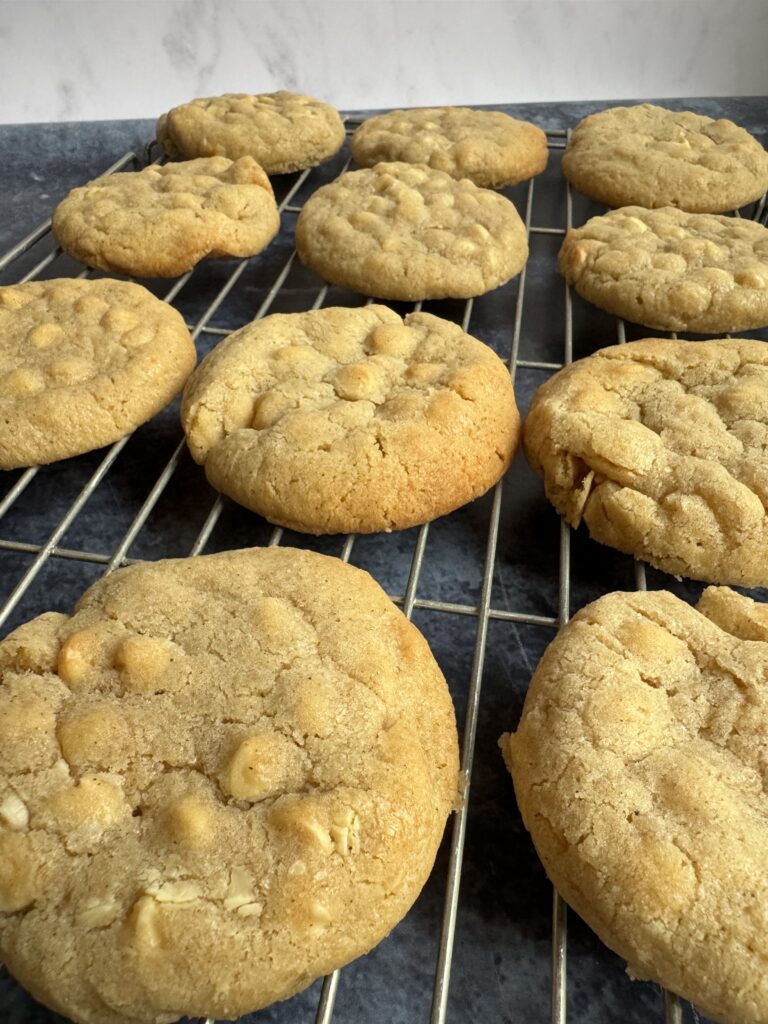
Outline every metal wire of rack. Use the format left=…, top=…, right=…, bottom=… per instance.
left=1, top=110, right=766, bottom=1024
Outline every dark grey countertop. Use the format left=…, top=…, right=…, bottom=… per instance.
left=1, top=96, right=767, bottom=1024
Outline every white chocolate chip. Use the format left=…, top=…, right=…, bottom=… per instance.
left=131, top=895, right=162, bottom=949
left=623, top=216, right=649, bottom=232
left=236, top=901, right=263, bottom=918
left=223, top=866, right=256, bottom=911
left=330, top=810, right=361, bottom=857
left=304, top=819, right=334, bottom=854
left=309, top=900, right=331, bottom=925
left=0, top=793, right=29, bottom=830
left=77, top=895, right=120, bottom=928
left=145, top=879, right=201, bottom=903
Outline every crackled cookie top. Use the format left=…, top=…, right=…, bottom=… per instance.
left=295, top=162, right=528, bottom=300
left=0, top=547, right=458, bottom=1024
left=0, top=279, right=196, bottom=470
left=157, top=91, right=345, bottom=174
left=52, top=157, right=280, bottom=278
left=560, top=207, right=768, bottom=333
left=350, top=106, right=548, bottom=188
left=502, top=586, right=768, bottom=1024
left=562, top=104, right=768, bottom=213
left=524, top=338, right=768, bottom=586
left=181, top=305, right=519, bottom=534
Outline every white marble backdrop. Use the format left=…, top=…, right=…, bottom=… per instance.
left=0, top=0, right=766, bottom=123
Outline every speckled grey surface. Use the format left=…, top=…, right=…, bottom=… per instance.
left=1, top=97, right=767, bottom=1024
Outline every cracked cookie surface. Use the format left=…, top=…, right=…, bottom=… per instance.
left=523, top=338, right=768, bottom=586
left=562, top=104, right=768, bottom=213
left=560, top=206, right=768, bottom=333
left=157, top=91, right=345, bottom=174
left=0, top=279, right=196, bottom=469
left=350, top=106, right=548, bottom=188
left=0, top=547, right=458, bottom=1024
left=295, top=161, right=528, bottom=300
left=501, top=586, right=768, bottom=1024
left=181, top=304, right=519, bottom=534
left=52, top=157, right=280, bottom=278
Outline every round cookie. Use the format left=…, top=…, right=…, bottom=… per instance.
left=156, top=91, right=345, bottom=174
left=295, top=161, right=528, bottom=300
left=0, top=278, right=196, bottom=469
left=523, top=338, right=768, bottom=587
left=0, top=546, right=458, bottom=1024
left=182, top=303, right=520, bottom=532
left=52, top=156, right=280, bottom=278
left=350, top=106, right=548, bottom=188
left=181, top=304, right=519, bottom=534
left=559, top=206, right=768, bottom=333
left=501, top=585, right=768, bottom=1024
left=562, top=104, right=768, bottom=213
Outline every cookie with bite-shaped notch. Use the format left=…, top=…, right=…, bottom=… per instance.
left=350, top=106, right=548, bottom=188
left=0, top=278, right=196, bottom=469
left=501, top=585, right=768, bottom=1024
left=523, top=338, right=768, bottom=586
left=559, top=206, right=768, bottom=332
left=52, top=156, right=280, bottom=278
left=295, top=161, right=528, bottom=300
left=0, top=546, right=458, bottom=1024
left=157, top=91, right=345, bottom=174
left=562, top=104, right=768, bottom=213
left=181, top=304, right=519, bottom=534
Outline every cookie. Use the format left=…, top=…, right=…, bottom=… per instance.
left=350, top=106, right=548, bottom=188
left=52, top=156, right=280, bottom=278
left=562, top=104, right=768, bottom=213
left=0, top=546, right=458, bottom=1024
left=181, top=304, right=519, bottom=534
left=295, top=161, right=528, bottom=300
left=523, top=338, right=768, bottom=586
left=0, top=279, right=196, bottom=469
left=559, top=206, right=768, bottom=333
left=501, top=585, right=768, bottom=1024
left=157, top=91, right=345, bottom=174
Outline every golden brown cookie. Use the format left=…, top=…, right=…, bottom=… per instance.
left=350, top=106, right=548, bottom=188
left=523, top=338, right=768, bottom=586
left=0, top=546, right=458, bottom=1024
left=562, top=104, right=768, bottom=213
left=295, top=161, right=528, bottom=300
left=181, top=304, right=519, bottom=534
left=0, top=278, right=196, bottom=469
left=559, top=206, right=768, bottom=332
left=501, top=585, right=768, bottom=1024
left=157, top=91, right=345, bottom=174
left=52, top=157, right=280, bottom=278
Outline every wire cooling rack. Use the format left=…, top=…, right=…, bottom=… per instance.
left=1, top=110, right=767, bottom=1024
